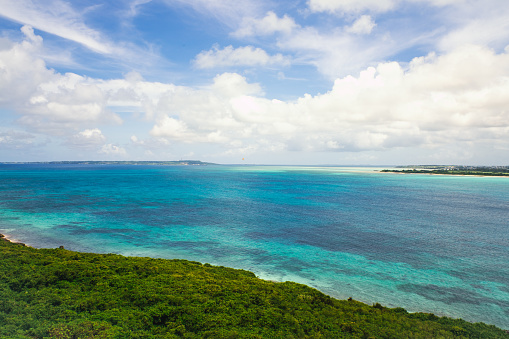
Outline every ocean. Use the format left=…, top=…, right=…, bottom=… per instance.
left=0, top=164, right=508, bottom=329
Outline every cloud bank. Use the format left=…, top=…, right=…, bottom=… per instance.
left=1, top=18, right=509, bottom=163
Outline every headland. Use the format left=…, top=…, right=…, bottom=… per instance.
left=1, top=233, right=507, bottom=338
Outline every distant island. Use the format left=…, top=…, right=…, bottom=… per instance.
left=381, top=165, right=509, bottom=176
left=0, top=160, right=214, bottom=166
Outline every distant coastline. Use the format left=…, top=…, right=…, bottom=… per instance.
left=381, top=165, right=509, bottom=177
left=0, top=160, right=214, bottom=166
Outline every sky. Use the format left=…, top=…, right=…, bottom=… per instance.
left=0, top=0, right=508, bottom=165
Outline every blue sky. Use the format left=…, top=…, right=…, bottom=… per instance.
left=1, top=0, right=509, bottom=164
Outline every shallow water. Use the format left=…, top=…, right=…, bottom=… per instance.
left=0, top=164, right=508, bottom=329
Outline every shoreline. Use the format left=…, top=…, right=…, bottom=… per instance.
left=2, top=235, right=507, bottom=338
left=0, top=233, right=30, bottom=247
left=379, top=171, right=509, bottom=178
left=2, top=233, right=509, bottom=331
left=1, top=233, right=16, bottom=243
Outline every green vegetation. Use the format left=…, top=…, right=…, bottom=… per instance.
left=1, top=235, right=507, bottom=338
left=381, top=166, right=509, bottom=176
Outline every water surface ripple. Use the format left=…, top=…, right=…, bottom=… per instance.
left=0, top=164, right=508, bottom=329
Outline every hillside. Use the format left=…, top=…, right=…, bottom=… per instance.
left=1, top=234, right=507, bottom=338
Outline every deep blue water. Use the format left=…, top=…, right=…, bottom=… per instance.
left=0, top=164, right=508, bottom=329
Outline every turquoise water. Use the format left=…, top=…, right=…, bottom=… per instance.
left=0, top=164, right=508, bottom=329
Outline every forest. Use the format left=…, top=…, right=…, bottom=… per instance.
left=1, top=234, right=508, bottom=338
left=380, top=167, right=509, bottom=176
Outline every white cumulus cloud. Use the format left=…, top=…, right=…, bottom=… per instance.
left=68, top=128, right=106, bottom=148
left=346, top=15, right=376, bottom=35
left=100, top=143, right=127, bottom=156
left=0, top=129, right=40, bottom=149
left=150, top=44, right=509, bottom=156
left=194, top=45, right=290, bottom=69
left=0, top=26, right=122, bottom=134
left=232, top=11, right=299, bottom=38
